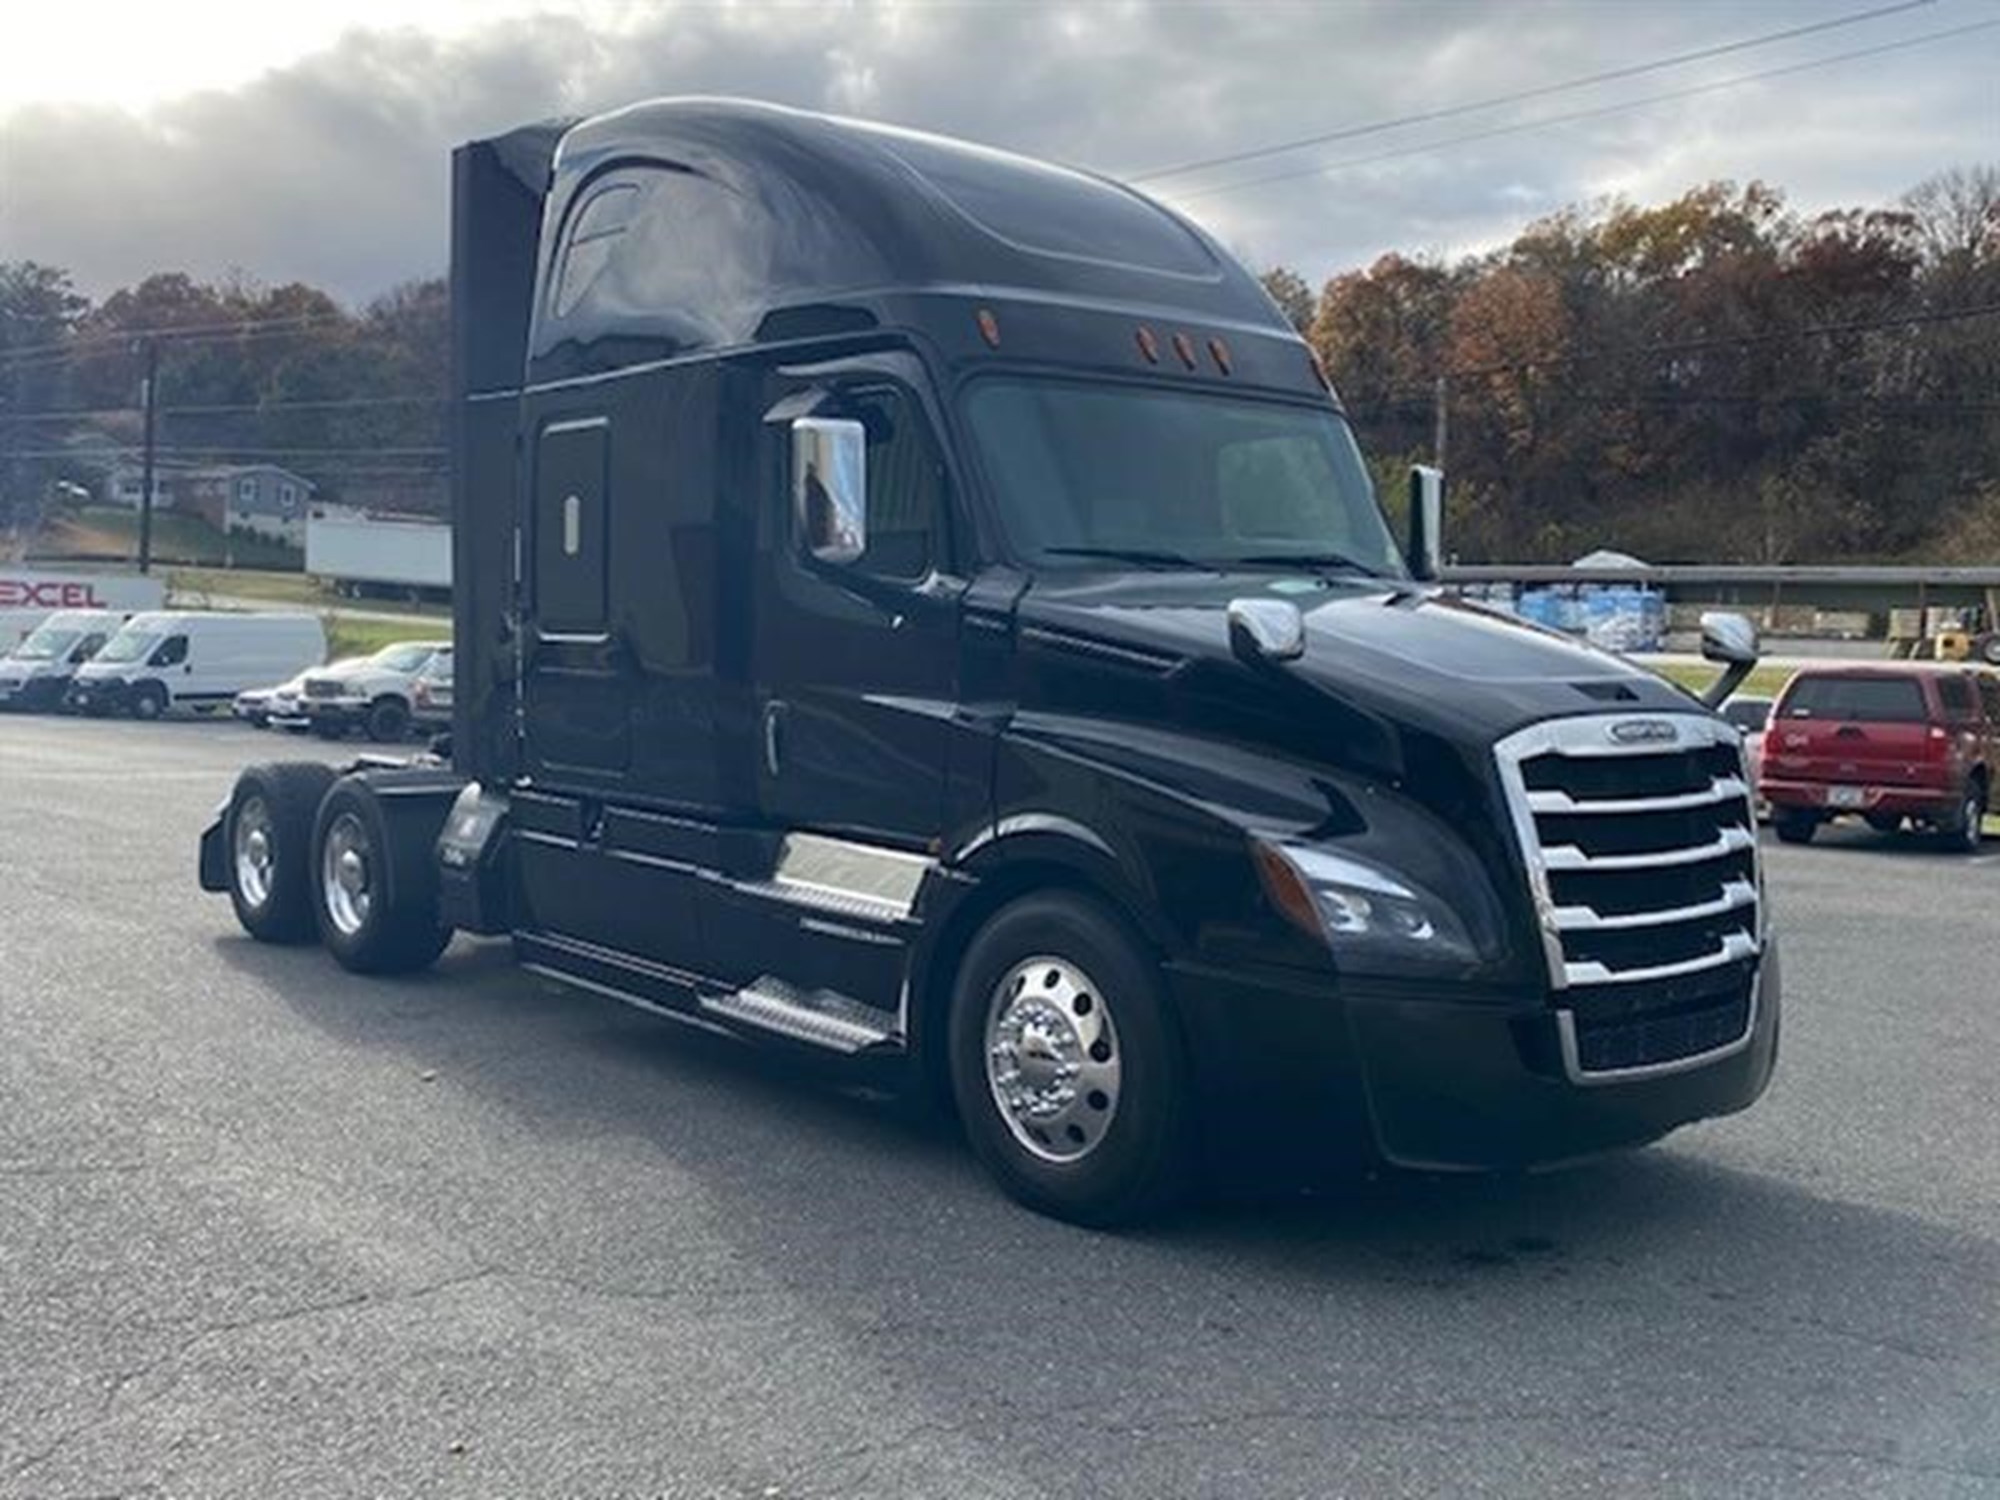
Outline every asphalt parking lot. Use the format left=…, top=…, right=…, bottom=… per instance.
left=3, top=715, right=1997, bottom=1499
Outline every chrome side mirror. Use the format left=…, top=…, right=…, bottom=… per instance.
left=792, top=416, right=867, bottom=566
left=1406, top=464, right=1443, bottom=582
left=1697, top=610, right=1760, bottom=709
left=1227, top=597, right=1306, bottom=665
left=1700, top=610, right=1759, bottom=666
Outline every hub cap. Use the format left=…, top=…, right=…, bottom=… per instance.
left=233, top=796, right=274, bottom=909
left=985, top=955, right=1122, bottom=1164
left=321, top=812, right=374, bottom=937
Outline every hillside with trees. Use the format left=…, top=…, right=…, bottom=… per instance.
left=3, top=165, right=1995, bottom=565
left=1284, top=166, right=1999, bottom=564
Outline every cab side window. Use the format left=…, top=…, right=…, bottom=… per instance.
left=1937, top=675, right=1975, bottom=721
left=1977, top=676, right=2000, bottom=725
left=848, top=386, right=947, bottom=582
left=150, top=635, right=188, bottom=668
left=72, top=634, right=104, bottom=663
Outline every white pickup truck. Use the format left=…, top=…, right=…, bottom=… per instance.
left=274, top=640, right=449, bottom=742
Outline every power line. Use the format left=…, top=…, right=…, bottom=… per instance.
left=1165, top=17, right=2000, bottom=205
left=0, top=393, right=445, bottom=424
left=1127, top=0, right=1937, bottom=184
left=3, top=445, right=446, bottom=460
left=0, top=312, right=352, bottom=366
left=1429, top=301, right=2000, bottom=384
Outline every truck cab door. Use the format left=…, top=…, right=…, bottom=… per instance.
left=705, top=361, right=965, bottom=1016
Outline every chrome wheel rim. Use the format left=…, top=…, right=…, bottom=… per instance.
left=321, top=811, right=374, bottom=937
left=233, top=796, right=275, bottom=909
left=985, top=954, right=1122, bottom=1164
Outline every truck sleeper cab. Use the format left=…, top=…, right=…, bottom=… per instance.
left=198, top=99, right=1778, bottom=1224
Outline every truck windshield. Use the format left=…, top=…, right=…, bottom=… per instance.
left=92, top=630, right=158, bottom=666
left=372, top=643, right=439, bottom=673
left=962, top=378, right=1404, bottom=577
left=11, top=627, right=80, bottom=662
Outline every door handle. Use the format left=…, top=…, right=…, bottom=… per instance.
left=763, top=701, right=786, bottom=778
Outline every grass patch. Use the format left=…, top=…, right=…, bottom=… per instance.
left=323, top=614, right=447, bottom=661
left=1650, top=662, right=1798, bottom=700
left=37, top=507, right=303, bottom=570
left=170, top=565, right=325, bottom=606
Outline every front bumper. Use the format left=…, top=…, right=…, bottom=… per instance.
left=1169, top=943, right=1780, bottom=1181
left=65, top=678, right=128, bottom=713
left=299, top=696, right=371, bottom=729
left=0, top=675, right=69, bottom=711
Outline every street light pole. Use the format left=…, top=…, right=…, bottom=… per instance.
left=137, top=338, right=159, bottom=575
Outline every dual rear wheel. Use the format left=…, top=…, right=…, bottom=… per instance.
left=224, top=764, right=449, bottom=972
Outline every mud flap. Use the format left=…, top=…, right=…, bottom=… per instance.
left=197, top=808, right=229, bottom=893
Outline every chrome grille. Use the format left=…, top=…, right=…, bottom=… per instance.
left=1496, top=714, right=1763, bottom=1079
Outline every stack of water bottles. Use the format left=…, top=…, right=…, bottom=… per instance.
left=1456, top=582, right=1665, bottom=654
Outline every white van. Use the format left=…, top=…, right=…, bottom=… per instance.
left=0, top=609, right=130, bottom=711
left=66, top=612, right=326, bottom=720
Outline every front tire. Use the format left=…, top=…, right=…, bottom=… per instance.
left=312, top=778, right=452, bottom=974
left=130, top=683, right=167, bottom=721
left=947, top=893, right=1191, bottom=1227
left=225, top=762, right=338, bottom=943
left=365, top=696, right=411, bottom=743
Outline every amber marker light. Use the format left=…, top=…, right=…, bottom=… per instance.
left=1135, top=326, right=1160, bottom=363
left=976, top=308, right=1001, bottom=347
left=1172, top=332, right=1197, bottom=369
left=1208, top=337, right=1232, bottom=375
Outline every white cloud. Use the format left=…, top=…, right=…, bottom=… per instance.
left=0, top=0, right=1990, bottom=302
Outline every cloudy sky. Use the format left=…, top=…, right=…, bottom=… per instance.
left=1, top=0, right=1994, bottom=305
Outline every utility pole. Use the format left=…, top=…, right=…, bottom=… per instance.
left=1432, top=372, right=1449, bottom=472
left=137, top=338, right=158, bottom=575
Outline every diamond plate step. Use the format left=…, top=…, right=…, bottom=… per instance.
left=700, top=976, right=895, bottom=1054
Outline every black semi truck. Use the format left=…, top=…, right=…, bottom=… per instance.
left=199, top=99, right=1778, bottom=1224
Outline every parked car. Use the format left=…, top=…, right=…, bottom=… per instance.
left=1759, top=666, right=1997, bottom=851
left=234, top=670, right=311, bottom=729
left=1721, top=694, right=1774, bottom=820
left=291, top=640, right=449, bottom=742
left=66, top=612, right=326, bottom=720
left=0, top=609, right=126, bottom=711
left=410, top=645, right=454, bottom=729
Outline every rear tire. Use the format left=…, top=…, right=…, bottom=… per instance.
left=947, top=892, right=1191, bottom=1227
left=1940, top=780, right=1987, bottom=854
left=311, top=778, right=452, bottom=974
left=1773, top=809, right=1818, bottom=845
left=225, top=762, right=338, bottom=943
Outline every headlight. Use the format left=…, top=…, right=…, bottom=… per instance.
left=1252, top=838, right=1479, bottom=974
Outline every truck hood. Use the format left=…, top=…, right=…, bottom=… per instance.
left=304, top=656, right=376, bottom=686
left=1015, top=571, right=1708, bottom=780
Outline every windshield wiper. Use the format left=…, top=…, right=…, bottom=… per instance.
left=1227, top=551, right=1383, bottom=576
left=1040, top=546, right=1217, bottom=571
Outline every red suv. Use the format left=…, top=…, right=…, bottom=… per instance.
left=1759, top=666, right=1998, bottom=851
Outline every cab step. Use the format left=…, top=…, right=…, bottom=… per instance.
left=700, top=976, right=897, bottom=1054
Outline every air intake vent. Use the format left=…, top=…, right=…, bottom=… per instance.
left=1573, top=680, right=1641, bottom=703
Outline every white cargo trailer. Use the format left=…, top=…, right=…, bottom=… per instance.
left=305, top=516, right=453, bottom=600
